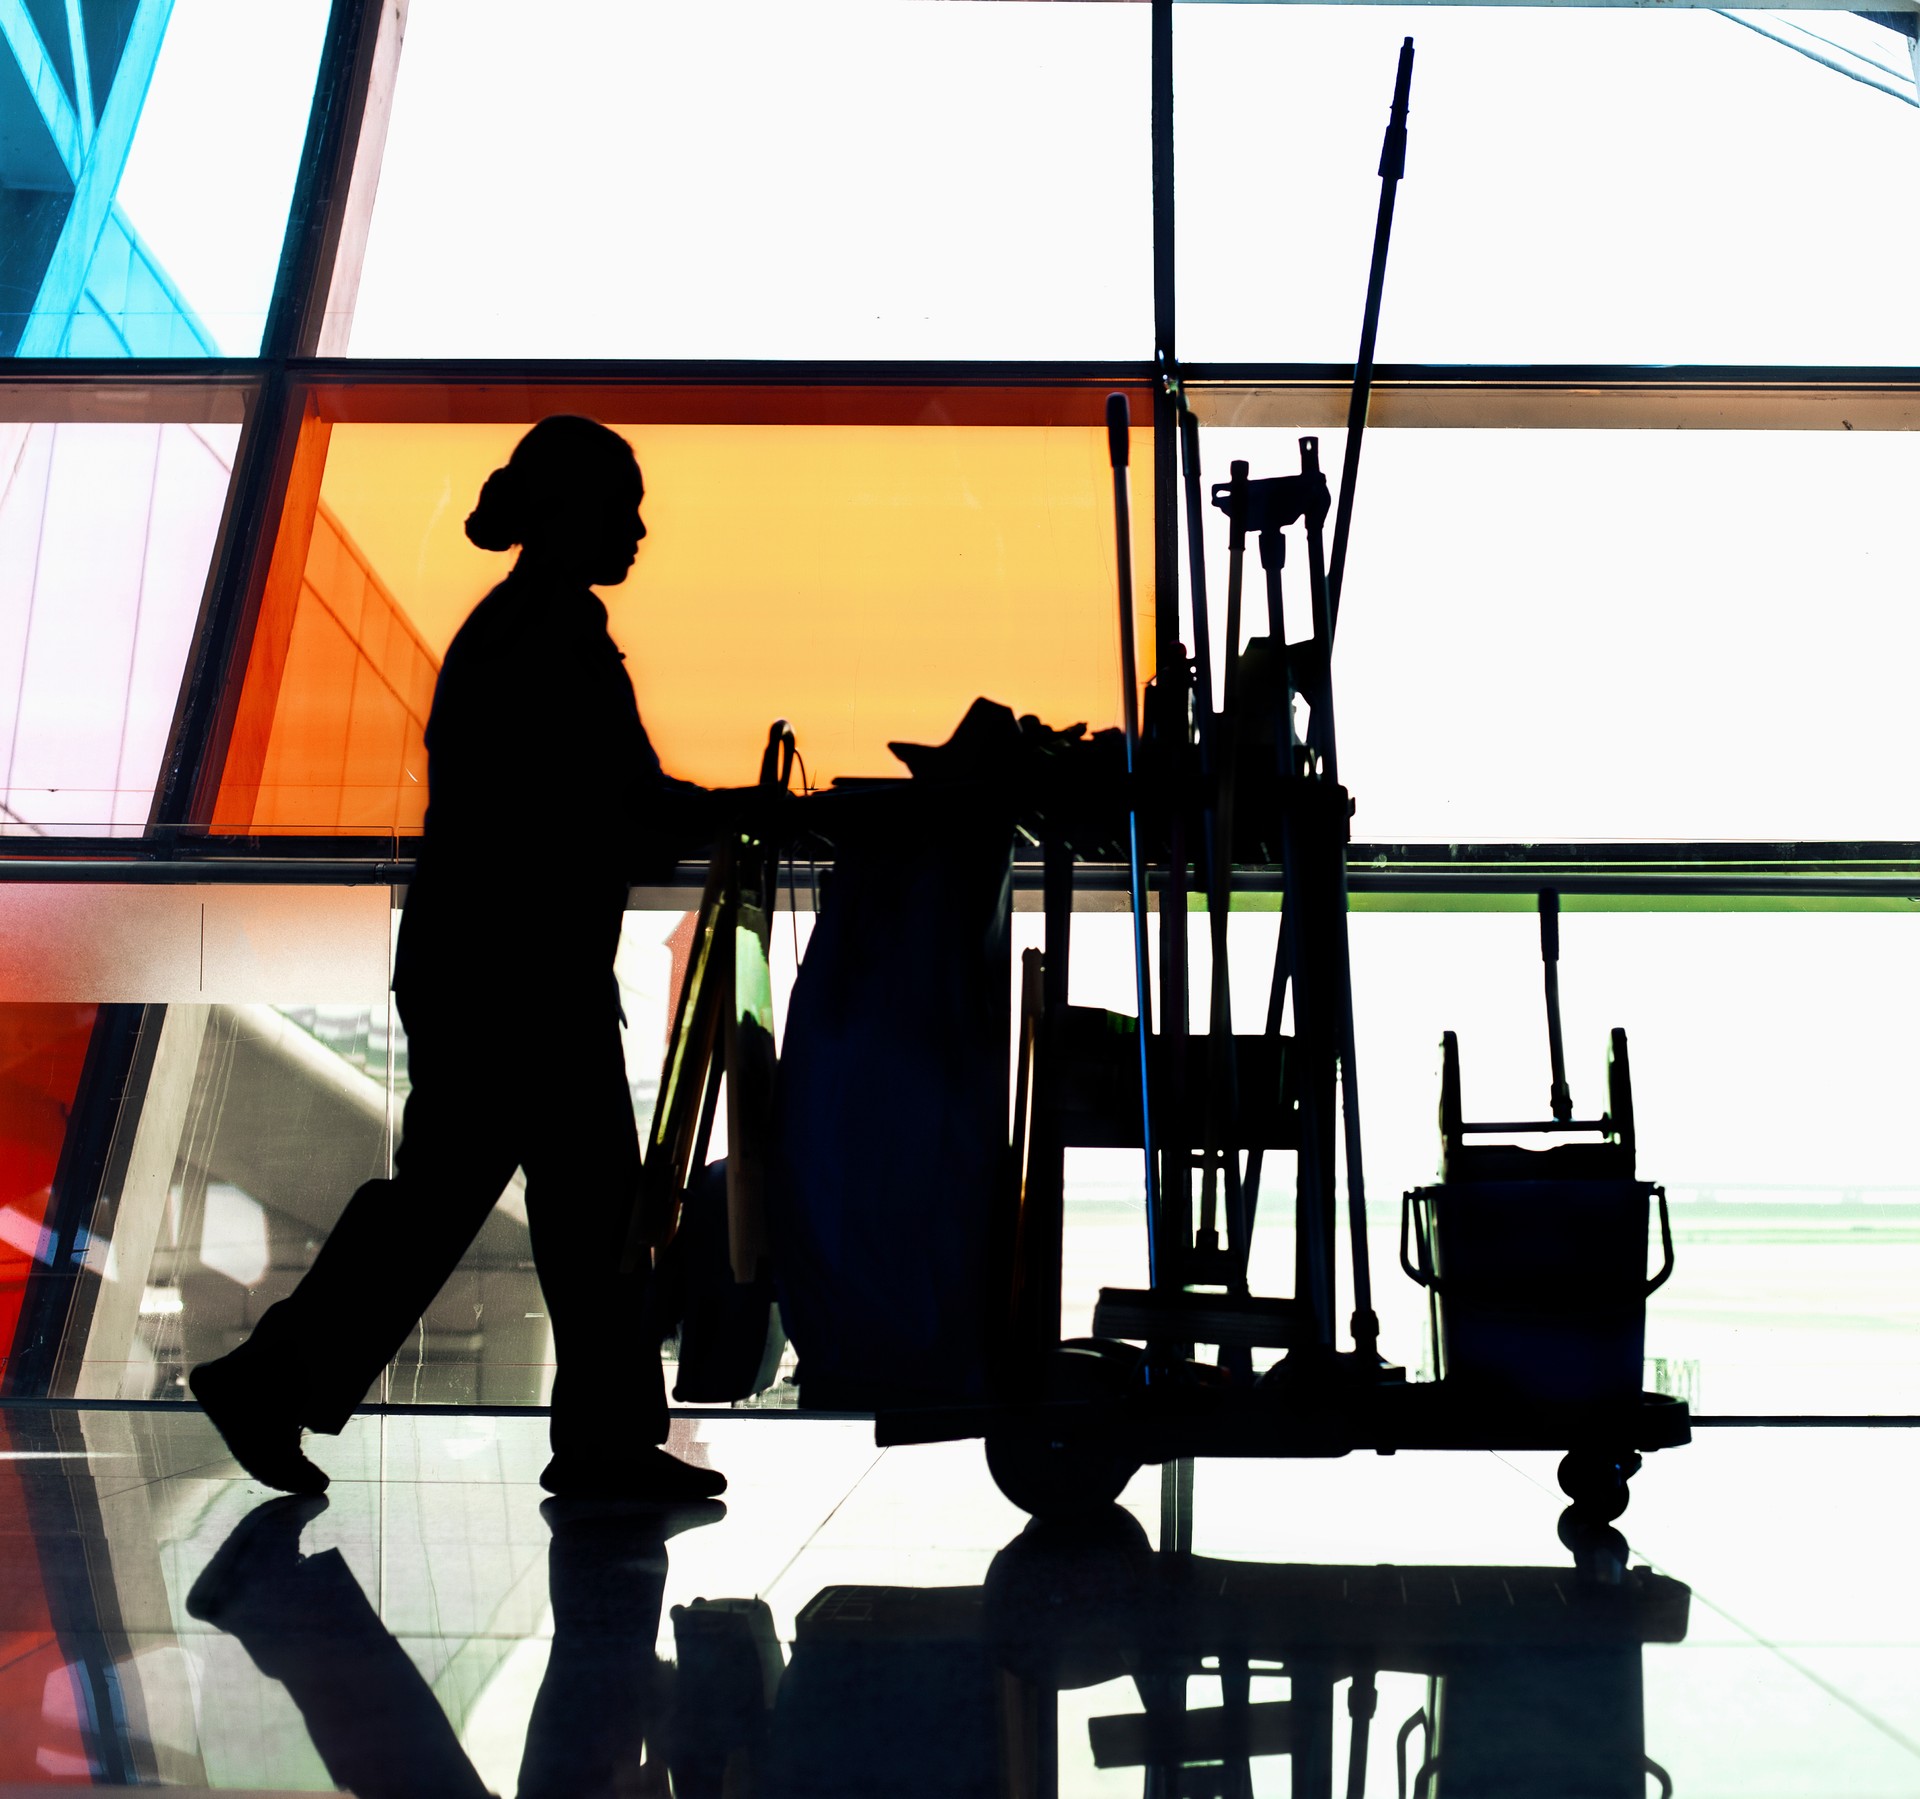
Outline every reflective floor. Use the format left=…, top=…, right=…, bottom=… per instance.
left=0, top=1407, right=1914, bottom=1796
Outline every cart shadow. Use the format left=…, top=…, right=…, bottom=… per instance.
left=711, top=1505, right=1688, bottom=1798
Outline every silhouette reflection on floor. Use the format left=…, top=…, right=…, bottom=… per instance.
left=186, top=1493, right=724, bottom=1798
left=187, top=1493, right=1686, bottom=1798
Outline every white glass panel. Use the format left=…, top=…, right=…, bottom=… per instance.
left=1190, top=425, right=1920, bottom=842
left=0, top=420, right=238, bottom=836
left=346, top=0, right=1151, bottom=359
left=1178, top=6, right=1920, bottom=365
left=1056, top=906, right=1920, bottom=1415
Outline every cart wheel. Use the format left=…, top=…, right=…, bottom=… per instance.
left=1557, top=1449, right=1641, bottom=1522
left=986, top=1427, right=1140, bottom=1524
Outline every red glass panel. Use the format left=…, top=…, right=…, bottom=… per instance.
left=0, top=1005, right=94, bottom=1366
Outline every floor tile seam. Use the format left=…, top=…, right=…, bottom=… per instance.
left=114, top=1454, right=239, bottom=1497
left=753, top=1445, right=894, bottom=1603
left=1640, top=1572, right=1920, bottom=1763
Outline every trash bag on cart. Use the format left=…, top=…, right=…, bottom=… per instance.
left=770, top=702, right=1020, bottom=1409
left=653, top=1157, right=788, bottom=1403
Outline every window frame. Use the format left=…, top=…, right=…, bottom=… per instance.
left=2, top=0, right=1918, bottom=1437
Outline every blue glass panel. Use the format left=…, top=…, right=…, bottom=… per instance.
left=2, top=0, right=330, bottom=358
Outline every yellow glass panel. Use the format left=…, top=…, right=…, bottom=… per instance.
left=307, top=422, right=1155, bottom=796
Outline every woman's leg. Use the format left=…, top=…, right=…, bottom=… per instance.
left=517, top=1003, right=664, bottom=1461
left=194, top=993, right=525, bottom=1487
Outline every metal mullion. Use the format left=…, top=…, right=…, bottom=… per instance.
left=1183, top=363, right=1920, bottom=432
left=292, top=356, right=1161, bottom=390
left=1152, top=0, right=1179, bottom=672
left=150, top=0, right=382, bottom=833
left=14, top=356, right=1920, bottom=388
left=0, top=360, right=263, bottom=392
left=3, top=855, right=1914, bottom=907
left=1188, top=362, right=1920, bottom=385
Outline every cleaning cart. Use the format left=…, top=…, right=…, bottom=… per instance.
left=873, top=38, right=1690, bottom=1521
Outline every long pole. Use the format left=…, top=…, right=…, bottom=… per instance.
left=1326, top=36, right=1414, bottom=635
left=1108, top=394, right=1163, bottom=1279
left=1180, top=405, right=1241, bottom=1266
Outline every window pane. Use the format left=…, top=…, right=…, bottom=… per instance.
left=1177, top=6, right=1920, bottom=364
left=1188, top=424, right=1920, bottom=842
left=2, top=0, right=330, bottom=357
left=1058, top=905, right=1920, bottom=1416
left=215, top=406, right=1154, bottom=835
left=8, top=894, right=778, bottom=1410
left=341, top=0, right=1150, bottom=359
left=0, top=1002, right=97, bottom=1379
left=1343, top=907, right=1920, bottom=1415
left=1, top=415, right=243, bottom=835
left=0, top=883, right=396, bottom=1401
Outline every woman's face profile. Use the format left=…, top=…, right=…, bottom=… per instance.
left=535, top=462, right=646, bottom=587
left=583, top=464, right=646, bottom=587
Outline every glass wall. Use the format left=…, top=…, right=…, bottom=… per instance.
left=1054, top=902, right=1920, bottom=1414
left=0, top=888, right=809, bottom=1411
left=0, top=0, right=1915, bottom=1423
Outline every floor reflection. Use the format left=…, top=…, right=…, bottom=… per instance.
left=9, top=1410, right=1920, bottom=1792
left=186, top=1491, right=725, bottom=1799
left=756, top=1508, right=1686, bottom=1799
left=181, top=1481, right=1683, bottom=1799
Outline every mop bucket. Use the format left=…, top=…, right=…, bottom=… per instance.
left=1400, top=1180, right=1673, bottom=1407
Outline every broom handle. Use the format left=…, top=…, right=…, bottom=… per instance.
left=1327, top=35, right=1414, bottom=636
left=1108, top=394, right=1163, bottom=1278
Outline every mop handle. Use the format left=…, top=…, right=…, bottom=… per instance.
left=1108, top=396, right=1145, bottom=753
left=1107, top=393, right=1163, bottom=1270
left=1327, top=36, right=1415, bottom=636
left=1540, top=890, right=1573, bottom=1123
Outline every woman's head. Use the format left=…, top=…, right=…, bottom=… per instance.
left=465, top=415, right=645, bottom=586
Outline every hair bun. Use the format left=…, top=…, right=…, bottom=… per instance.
left=464, top=466, right=524, bottom=551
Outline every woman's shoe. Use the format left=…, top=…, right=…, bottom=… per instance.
left=191, top=1351, right=329, bottom=1496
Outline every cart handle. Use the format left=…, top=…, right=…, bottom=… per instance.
left=1394, top=1705, right=1430, bottom=1799
left=759, top=718, right=796, bottom=793
left=1399, top=1188, right=1435, bottom=1290
left=1646, top=1185, right=1675, bottom=1295
left=1400, top=1185, right=1675, bottom=1298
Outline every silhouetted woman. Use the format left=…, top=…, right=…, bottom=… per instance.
left=193, top=416, right=728, bottom=1501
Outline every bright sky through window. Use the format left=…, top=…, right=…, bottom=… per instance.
left=345, top=0, right=1153, bottom=358
left=1176, top=5, right=1920, bottom=364
left=111, top=0, right=330, bottom=354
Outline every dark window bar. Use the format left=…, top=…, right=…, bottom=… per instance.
left=14, top=356, right=1920, bottom=391
left=1, top=842, right=1915, bottom=901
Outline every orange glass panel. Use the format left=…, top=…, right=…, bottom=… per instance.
left=214, top=423, right=434, bottom=835
left=215, top=410, right=1156, bottom=830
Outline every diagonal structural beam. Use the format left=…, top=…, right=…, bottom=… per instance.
left=0, top=0, right=85, bottom=175
left=15, top=0, right=175, bottom=356
left=63, top=0, right=94, bottom=143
